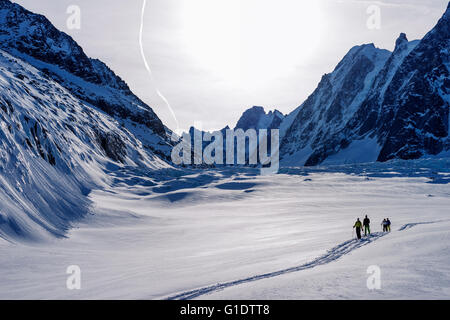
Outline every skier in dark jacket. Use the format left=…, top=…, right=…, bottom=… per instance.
left=363, top=215, right=371, bottom=236
left=386, top=218, right=391, bottom=232
left=382, top=219, right=388, bottom=232
left=353, top=218, right=363, bottom=240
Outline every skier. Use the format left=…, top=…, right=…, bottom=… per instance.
left=353, top=218, right=363, bottom=240
left=363, top=215, right=371, bottom=236
left=381, top=219, right=387, bottom=232
left=386, top=218, right=391, bottom=232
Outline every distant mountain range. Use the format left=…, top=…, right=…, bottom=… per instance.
left=227, top=3, right=449, bottom=166
left=280, top=3, right=450, bottom=166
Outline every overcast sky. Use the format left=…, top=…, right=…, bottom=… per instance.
left=12, top=0, right=449, bottom=132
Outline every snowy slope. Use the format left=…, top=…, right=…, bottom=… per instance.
left=0, top=49, right=169, bottom=241
left=0, top=159, right=448, bottom=299
left=201, top=220, right=450, bottom=300
left=280, top=4, right=450, bottom=166
left=0, top=0, right=173, bottom=160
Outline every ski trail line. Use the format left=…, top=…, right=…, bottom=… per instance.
left=398, top=220, right=442, bottom=231
left=164, top=232, right=386, bottom=300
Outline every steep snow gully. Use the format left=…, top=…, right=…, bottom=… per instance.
left=165, top=221, right=441, bottom=300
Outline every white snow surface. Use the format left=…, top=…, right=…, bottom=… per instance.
left=0, top=159, right=449, bottom=299
left=0, top=49, right=169, bottom=241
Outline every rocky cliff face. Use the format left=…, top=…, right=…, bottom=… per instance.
left=374, top=7, right=450, bottom=162
left=235, top=106, right=284, bottom=131
left=280, top=4, right=450, bottom=166
left=280, top=44, right=391, bottom=165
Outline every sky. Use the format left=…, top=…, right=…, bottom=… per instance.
left=12, top=0, right=449, bottom=132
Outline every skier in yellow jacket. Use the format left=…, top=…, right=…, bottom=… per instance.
left=353, top=218, right=363, bottom=239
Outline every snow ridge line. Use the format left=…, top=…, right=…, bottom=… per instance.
left=165, top=232, right=386, bottom=300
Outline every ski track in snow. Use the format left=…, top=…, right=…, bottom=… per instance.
left=165, top=232, right=387, bottom=300
left=165, top=220, right=442, bottom=300
left=397, top=220, right=441, bottom=231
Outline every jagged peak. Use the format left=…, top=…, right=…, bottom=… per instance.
left=343, top=43, right=386, bottom=61
left=272, top=109, right=284, bottom=118
left=395, top=33, right=408, bottom=46
left=0, top=0, right=129, bottom=91
left=332, top=43, right=389, bottom=76
left=348, top=43, right=375, bottom=55
left=248, top=106, right=266, bottom=113
left=234, top=106, right=285, bottom=130
left=241, top=106, right=284, bottom=119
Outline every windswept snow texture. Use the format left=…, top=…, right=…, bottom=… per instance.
left=167, top=232, right=387, bottom=300
left=280, top=4, right=450, bottom=166
left=0, top=159, right=449, bottom=299
left=0, top=50, right=169, bottom=241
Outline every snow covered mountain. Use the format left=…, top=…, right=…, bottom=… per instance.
left=235, top=106, right=285, bottom=131
left=0, top=49, right=170, bottom=241
left=181, top=106, right=284, bottom=166
left=280, top=4, right=450, bottom=166
left=0, top=0, right=173, bottom=161
left=0, top=0, right=175, bottom=241
left=280, top=43, right=391, bottom=165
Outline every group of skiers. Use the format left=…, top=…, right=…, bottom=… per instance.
left=352, top=215, right=391, bottom=239
left=381, top=218, right=391, bottom=232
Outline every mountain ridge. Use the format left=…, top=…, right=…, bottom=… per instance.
left=0, top=48, right=170, bottom=241
left=0, top=0, right=172, bottom=160
left=279, top=3, right=450, bottom=166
